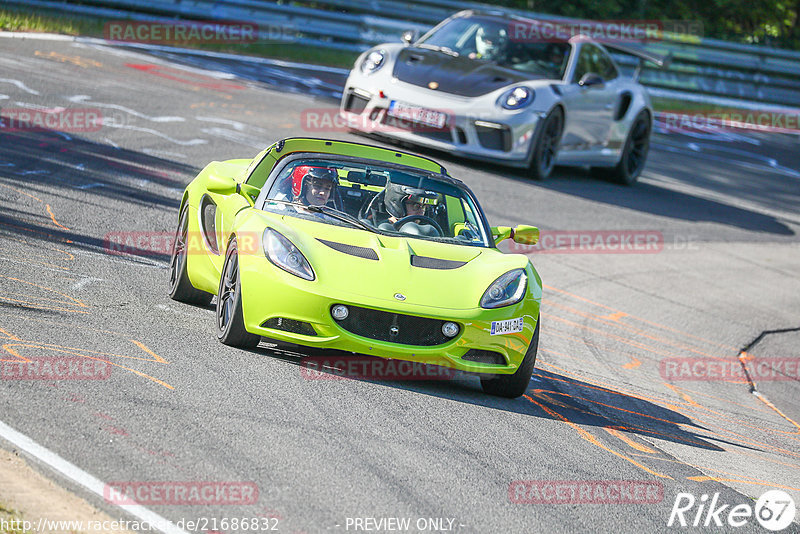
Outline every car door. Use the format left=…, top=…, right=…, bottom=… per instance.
left=559, top=43, right=618, bottom=156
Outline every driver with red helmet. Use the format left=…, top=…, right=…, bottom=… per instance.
left=291, top=165, right=339, bottom=206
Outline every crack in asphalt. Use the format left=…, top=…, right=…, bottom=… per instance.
left=736, top=327, right=800, bottom=430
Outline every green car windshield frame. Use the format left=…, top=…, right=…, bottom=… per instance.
left=258, top=154, right=493, bottom=248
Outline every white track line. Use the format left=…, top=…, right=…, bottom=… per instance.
left=0, top=420, right=190, bottom=534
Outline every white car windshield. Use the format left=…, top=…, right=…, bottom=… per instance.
left=419, top=16, right=571, bottom=79
left=262, top=158, right=491, bottom=248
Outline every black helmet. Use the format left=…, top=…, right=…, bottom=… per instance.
left=384, top=180, right=428, bottom=218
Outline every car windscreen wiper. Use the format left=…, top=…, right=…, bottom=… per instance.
left=305, top=205, right=379, bottom=234
left=417, top=43, right=459, bottom=57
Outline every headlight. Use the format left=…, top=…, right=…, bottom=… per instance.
left=480, top=269, right=527, bottom=309
left=263, top=228, right=315, bottom=281
left=499, top=87, right=534, bottom=110
left=360, top=50, right=385, bottom=74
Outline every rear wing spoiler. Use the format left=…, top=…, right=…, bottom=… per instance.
left=603, top=43, right=672, bottom=80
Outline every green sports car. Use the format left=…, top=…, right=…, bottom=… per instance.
left=168, top=138, right=542, bottom=398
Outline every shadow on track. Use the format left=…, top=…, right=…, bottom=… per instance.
left=235, top=341, right=743, bottom=454
left=0, top=129, right=196, bottom=208
left=0, top=129, right=201, bottom=264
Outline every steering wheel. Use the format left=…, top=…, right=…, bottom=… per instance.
left=359, top=189, right=384, bottom=221
left=392, top=215, right=443, bottom=236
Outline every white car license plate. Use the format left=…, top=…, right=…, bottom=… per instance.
left=387, top=101, right=447, bottom=129
left=490, top=318, right=524, bottom=336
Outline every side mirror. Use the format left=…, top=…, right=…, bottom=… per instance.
left=578, top=72, right=604, bottom=87
left=492, top=226, right=513, bottom=246
left=207, top=175, right=260, bottom=206
left=401, top=30, right=418, bottom=45
left=511, top=225, right=539, bottom=245
left=491, top=225, right=539, bottom=246
left=207, top=174, right=237, bottom=195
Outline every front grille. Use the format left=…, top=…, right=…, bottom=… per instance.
left=262, top=317, right=317, bottom=336
left=474, top=123, right=512, bottom=152
left=411, top=255, right=466, bottom=270
left=317, top=239, right=379, bottom=260
left=343, top=90, right=369, bottom=114
left=462, top=349, right=506, bottom=365
left=332, top=305, right=456, bottom=346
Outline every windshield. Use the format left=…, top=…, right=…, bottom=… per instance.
left=419, top=16, right=571, bottom=79
left=262, top=157, right=491, bottom=247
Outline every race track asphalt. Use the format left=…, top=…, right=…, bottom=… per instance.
left=1, top=36, right=798, bottom=533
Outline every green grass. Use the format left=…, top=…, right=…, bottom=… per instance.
left=651, top=97, right=729, bottom=113
left=192, top=42, right=358, bottom=69
left=650, top=96, right=766, bottom=117
left=0, top=503, right=32, bottom=534
left=0, top=8, right=103, bottom=36
left=0, top=7, right=359, bottom=69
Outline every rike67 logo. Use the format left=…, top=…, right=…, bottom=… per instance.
left=668, top=490, right=796, bottom=531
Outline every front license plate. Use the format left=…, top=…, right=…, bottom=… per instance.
left=387, top=100, right=447, bottom=129
left=490, top=318, right=524, bottom=335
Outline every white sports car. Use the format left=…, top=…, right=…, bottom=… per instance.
left=340, top=10, right=669, bottom=184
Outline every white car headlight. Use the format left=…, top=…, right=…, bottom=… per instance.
left=263, top=228, right=315, bottom=281
left=360, top=50, right=386, bottom=75
left=499, top=87, right=534, bottom=110
left=480, top=269, right=527, bottom=309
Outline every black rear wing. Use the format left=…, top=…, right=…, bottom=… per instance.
left=603, top=43, right=672, bottom=80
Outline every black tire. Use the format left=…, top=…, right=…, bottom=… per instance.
left=594, top=110, right=651, bottom=185
left=480, top=318, right=540, bottom=399
left=169, top=205, right=213, bottom=305
left=216, top=239, right=261, bottom=348
left=528, top=108, right=563, bottom=181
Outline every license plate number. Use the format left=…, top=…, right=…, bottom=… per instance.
left=490, top=318, right=524, bottom=335
left=388, top=101, right=447, bottom=129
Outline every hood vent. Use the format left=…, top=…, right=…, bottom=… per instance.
left=317, top=239, right=379, bottom=260
left=411, top=255, right=467, bottom=270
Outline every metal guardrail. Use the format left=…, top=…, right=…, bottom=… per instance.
left=7, top=0, right=800, bottom=108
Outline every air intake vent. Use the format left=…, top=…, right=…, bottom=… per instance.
left=332, top=305, right=454, bottom=346
left=343, top=90, right=370, bottom=114
left=317, top=239, right=379, bottom=260
left=411, top=255, right=466, bottom=270
left=462, top=350, right=506, bottom=365
left=262, top=317, right=316, bottom=336
left=200, top=195, right=218, bottom=254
